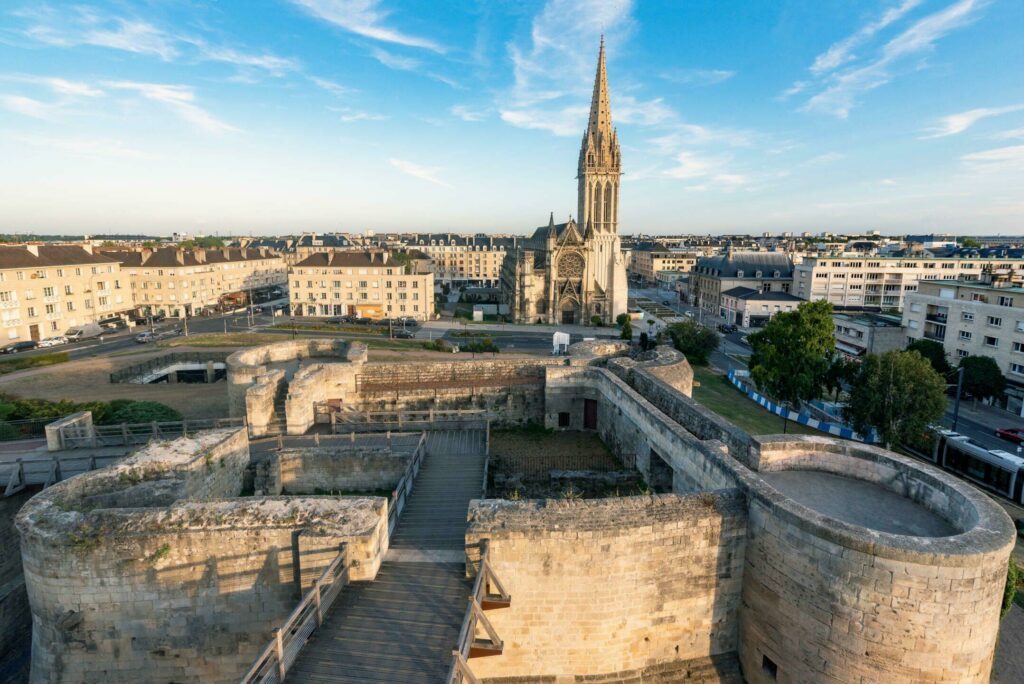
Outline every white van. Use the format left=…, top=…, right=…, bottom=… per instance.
left=64, top=322, right=104, bottom=342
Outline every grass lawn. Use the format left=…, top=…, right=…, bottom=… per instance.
left=164, top=333, right=283, bottom=348
left=0, top=352, right=69, bottom=375
left=690, top=365, right=819, bottom=437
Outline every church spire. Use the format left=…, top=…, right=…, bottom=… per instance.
left=585, top=34, right=613, bottom=140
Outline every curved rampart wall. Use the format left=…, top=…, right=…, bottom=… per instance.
left=465, top=492, right=748, bottom=681
left=226, top=339, right=367, bottom=417
left=737, top=437, right=1014, bottom=683
left=16, top=428, right=388, bottom=684
left=606, top=345, right=694, bottom=398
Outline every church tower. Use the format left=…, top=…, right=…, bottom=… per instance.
left=578, top=36, right=621, bottom=235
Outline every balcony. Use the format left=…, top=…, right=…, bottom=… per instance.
left=44, top=295, right=60, bottom=304
left=46, top=312, right=61, bottom=321
left=925, top=313, right=949, bottom=324
left=924, top=331, right=946, bottom=342
left=0, top=300, right=18, bottom=310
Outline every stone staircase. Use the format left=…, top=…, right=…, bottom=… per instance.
left=286, top=429, right=486, bottom=683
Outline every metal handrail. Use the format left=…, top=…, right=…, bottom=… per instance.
left=59, top=417, right=246, bottom=448
left=239, top=544, right=349, bottom=684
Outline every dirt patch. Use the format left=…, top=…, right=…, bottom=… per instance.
left=0, top=352, right=228, bottom=419
left=487, top=428, right=647, bottom=499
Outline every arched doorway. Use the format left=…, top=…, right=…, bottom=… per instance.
left=560, top=298, right=579, bottom=325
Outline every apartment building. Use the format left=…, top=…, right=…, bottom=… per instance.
left=404, top=234, right=516, bottom=288
left=720, top=287, right=803, bottom=328
left=832, top=312, right=905, bottom=359
left=691, top=251, right=794, bottom=315
left=902, top=274, right=1024, bottom=414
left=290, top=251, right=434, bottom=320
left=104, top=247, right=287, bottom=316
left=629, top=244, right=700, bottom=284
left=0, top=245, right=129, bottom=343
left=794, top=256, right=1023, bottom=311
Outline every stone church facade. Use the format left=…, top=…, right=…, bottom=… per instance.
left=501, top=39, right=628, bottom=325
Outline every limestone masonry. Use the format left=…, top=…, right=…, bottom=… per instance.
left=11, top=334, right=1018, bottom=683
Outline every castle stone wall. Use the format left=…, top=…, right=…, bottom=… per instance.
left=16, top=428, right=388, bottom=683
left=272, top=446, right=409, bottom=495
left=465, top=493, right=747, bottom=680
left=245, top=368, right=284, bottom=438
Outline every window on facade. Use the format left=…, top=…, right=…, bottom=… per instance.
left=999, top=296, right=1014, bottom=307
left=962, top=312, right=974, bottom=322
left=959, top=331, right=972, bottom=341
left=985, top=336, right=998, bottom=347
left=958, top=349, right=970, bottom=358
left=1011, top=362, right=1024, bottom=375
left=1013, top=342, right=1024, bottom=353
left=43, top=287, right=54, bottom=297
left=987, top=316, right=1002, bottom=327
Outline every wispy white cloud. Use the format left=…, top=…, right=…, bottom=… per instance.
left=289, top=0, right=444, bottom=52
left=368, top=47, right=459, bottom=87
left=104, top=82, right=238, bottom=133
left=920, top=104, right=1024, bottom=138
left=332, top=106, right=386, bottom=123
left=0, top=74, right=103, bottom=97
left=662, top=150, right=748, bottom=192
left=961, top=145, right=1024, bottom=173
left=500, top=107, right=588, bottom=136
left=0, top=94, right=60, bottom=120
left=802, top=0, right=988, bottom=118
left=810, top=0, right=922, bottom=75
left=389, top=158, right=451, bottom=187
left=16, top=6, right=296, bottom=76
left=451, top=105, right=487, bottom=122
left=309, top=76, right=353, bottom=97
left=658, top=68, right=735, bottom=87
left=994, top=127, right=1024, bottom=140
left=777, top=80, right=810, bottom=100
left=880, top=178, right=898, bottom=186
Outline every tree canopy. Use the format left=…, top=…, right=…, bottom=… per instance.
left=620, top=319, right=633, bottom=340
left=179, top=236, right=225, bottom=249
left=959, top=355, right=1006, bottom=403
left=665, top=319, right=719, bottom=365
left=844, top=350, right=947, bottom=448
left=906, top=338, right=951, bottom=376
left=747, top=300, right=835, bottom=411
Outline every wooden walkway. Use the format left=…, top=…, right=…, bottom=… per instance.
left=287, top=429, right=486, bottom=683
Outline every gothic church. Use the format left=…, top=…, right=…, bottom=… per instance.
left=500, top=38, right=628, bottom=325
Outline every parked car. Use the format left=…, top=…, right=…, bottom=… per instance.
left=995, top=427, right=1024, bottom=445
left=38, top=336, right=68, bottom=348
left=717, top=323, right=738, bottom=334
left=353, top=317, right=371, bottom=325
left=134, top=332, right=155, bottom=344
left=393, top=329, right=416, bottom=339
left=1, top=340, right=38, bottom=354
left=98, top=317, right=127, bottom=330
left=64, top=323, right=104, bottom=342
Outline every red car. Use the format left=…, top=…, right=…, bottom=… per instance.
left=995, top=427, right=1024, bottom=444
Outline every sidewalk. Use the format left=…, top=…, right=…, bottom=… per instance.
left=421, top=319, right=616, bottom=338
left=949, top=398, right=1024, bottom=432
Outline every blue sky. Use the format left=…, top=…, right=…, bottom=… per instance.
left=0, top=0, right=1022, bottom=236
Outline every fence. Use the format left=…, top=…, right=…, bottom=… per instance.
left=58, top=417, right=246, bottom=449
left=3, top=451, right=124, bottom=496
left=447, top=539, right=511, bottom=684
left=110, top=351, right=231, bottom=384
left=332, top=409, right=489, bottom=434
left=239, top=544, right=350, bottom=684
left=0, top=417, right=56, bottom=442
left=387, top=432, right=427, bottom=537
left=727, top=369, right=878, bottom=443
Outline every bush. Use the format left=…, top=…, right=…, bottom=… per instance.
left=666, top=319, right=719, bottom=365
left=421, top=339, right=452, bottom=352
left=1003, top=557, right=1020, bottom=619
left=620, top=320, right=632, bottom=340
left=590, top=315, right=602, bottom=326
left=463, top=338, right=499, bottom=354
left=615, top=313, right=629, bottom=327
left=95, top=400, right=181, bottom=425
left=0, top=393, right=180, bottom=425
left=0, top=352, right=69, bottom=375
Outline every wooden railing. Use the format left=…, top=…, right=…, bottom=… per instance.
left=3, top=452, right=123, bottom=496
left=239, top=544, right=350, bottom=684
left=447, top=540, right=511, bottom=683
left=331, top=409, right=488, bottom=433
left=387, top=432, right=427, bottom=537
left=58, top=417, right=246, bottom=449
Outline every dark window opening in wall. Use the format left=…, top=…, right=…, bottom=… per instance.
left=558, top=412, right=570, bottom=427
left=762, top=655, right=778, bottom=680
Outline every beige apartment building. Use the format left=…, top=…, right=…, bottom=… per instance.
left=103, top=247, right=287, bottom=316
left=903, top=273, right=1024, bottom=414
left=794, top=256, right=1023, bottom=311
left=0, top=245, right=129, bottom=343
left=404, top=234, right=516, bottom=288
left=629, top=246, right=700, bottom=285
left=290, top=251, right=434, bottom=320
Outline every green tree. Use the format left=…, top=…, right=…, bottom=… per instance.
left=620, top=319, right=633, bottom=340
left=960, top=237, right=982, bottom=249
left=615, top=313, right=629, bottom=327
left=665, top=319, right=719, bottom=365
left=844, top=350, right=946, bottom=449
left=590, top=315, right=602, bottom=326
left=747, top=300, right=835, bottom=431
left=906, top=338, right=951, bottom=376
left=958, top=355, right=1006, bottom=405
left=95, top=400, right=181, bottom=425
left=824, top=354, right=857, bottom=401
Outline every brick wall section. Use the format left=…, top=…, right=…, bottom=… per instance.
left=275, top=446, right=409, bottom=494
left=465, top=493, right=747, bottom=681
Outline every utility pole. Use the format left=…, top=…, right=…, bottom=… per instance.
left=183, top=306, right=189, bottom=337
left=951, top=366, right=965, bottom=432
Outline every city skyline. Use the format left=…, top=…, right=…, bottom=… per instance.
left=1, top=0, right=1022, bottom=236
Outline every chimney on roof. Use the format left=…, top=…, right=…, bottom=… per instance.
left=81, top=244, right=93, bottom=255
left=140, top=247, right=153, bottom=261
left=222, top=248, right=231, bottom=260
left=25, top=245, right=39, bottom=257
left=195, top=249, right=206, bottom=264
left=175, top=250, right=184, bottom=266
